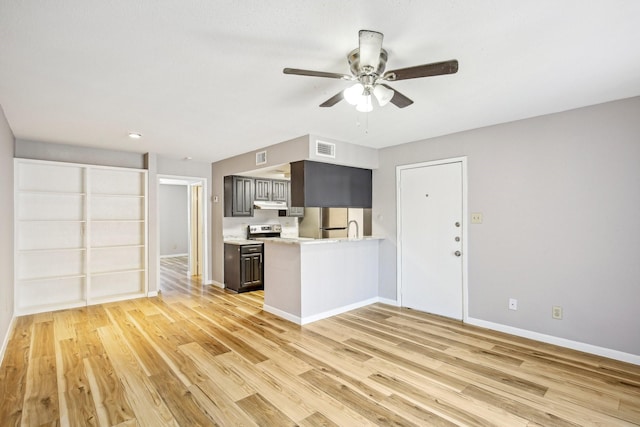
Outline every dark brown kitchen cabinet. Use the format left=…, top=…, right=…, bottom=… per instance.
left=256, top=178, right=288, bottom=202
left=224, top=175, right=254, bottom=217
left=224, top=243, right=263, bottom=292
left=271, top=180, right=288, bottom=202
left=254, top=179, right=271, bottom=201
left=290, top=160, right=372, bottom=208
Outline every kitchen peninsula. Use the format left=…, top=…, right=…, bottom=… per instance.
left=260, top=236, right=382, bottom=324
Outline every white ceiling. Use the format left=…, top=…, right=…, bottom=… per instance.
left=1, top=1, right=639, bottom=163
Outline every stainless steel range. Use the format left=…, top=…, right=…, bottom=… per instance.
left=247, top=223, right=282, bottom=239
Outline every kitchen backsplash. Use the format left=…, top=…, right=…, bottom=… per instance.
left=223, top=209, right=299, bottom=240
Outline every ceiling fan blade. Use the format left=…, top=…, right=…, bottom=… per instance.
left=383, top=59, right=458, bottom=81
left=359, top=30, right=384, bottom=69
left=319, top=91, right=344, bottom=107
left=381, top=84, right=413, bottom=108
left=283, top=68, right=352, bottom=80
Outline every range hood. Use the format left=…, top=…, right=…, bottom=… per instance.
left=253, top=200, right=288, bottom=210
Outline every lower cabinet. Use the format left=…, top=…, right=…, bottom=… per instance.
left=224, top=243, right=264, bottom=292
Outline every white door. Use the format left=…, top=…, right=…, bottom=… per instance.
left=398, top=160, right=464, bottom=319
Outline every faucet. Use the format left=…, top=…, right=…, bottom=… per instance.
left=347, top=220, right=359, bottom=239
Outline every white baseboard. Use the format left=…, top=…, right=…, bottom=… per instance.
left=209, top=280, right=224, bottom=289
left=300, top=297, right=380, bottom=325
left=263, top=305, right=301, bottom=325
left=265, top=297, right=380, bottom=326
left=160, top=253, right=188, bottom=259
left=377, top=297, right=400, bottom=306
left=147, top=291, right=159, bottom=297
left=466, top=316, right=640, bottom=366
left=0, top=315, right=16, bottom=366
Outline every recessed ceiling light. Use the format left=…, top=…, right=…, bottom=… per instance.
left=184, top=156, right=192, bottom=161
left=128, top=132, right=142, bottom=139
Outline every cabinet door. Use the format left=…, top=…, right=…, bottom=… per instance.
left=250, top=254, right=262, bottom=285
left=271, top=180, right=288, bottom=202
left=254, top=179, right=271, bottom=201
left=233, top=177, right=253, bottom=216
left=241, top=254, right=262, bottom=286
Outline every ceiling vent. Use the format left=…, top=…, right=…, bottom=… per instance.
left=316, top=140, right=336, bottom=158
left=256, top=150, right=267, bottom=165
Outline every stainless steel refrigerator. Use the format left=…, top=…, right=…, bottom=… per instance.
left=299, top=207, right=349, bottom=238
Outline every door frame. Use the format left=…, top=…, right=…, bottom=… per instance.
left=396, top=156, right=469, bottom=321
left=158, top=175, right=209, bottom=284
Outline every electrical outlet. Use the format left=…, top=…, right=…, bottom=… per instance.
left=509, top=298, right=518, bottom=310
left=471, top=212, right=483, bottom=224
left=552, top=306, right=563, bottom=320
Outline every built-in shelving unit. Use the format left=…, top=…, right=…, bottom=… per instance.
left=14, top=159, right=147, bottom=315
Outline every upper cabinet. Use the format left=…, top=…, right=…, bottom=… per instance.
left=254, top=178, right=271, bottom=201
left=255, top=178, right=288, bottom=202
left=290, top=160, right=372, bottom=208
left=224, top=175, right=253, bottom=217
left=271, top=180, right=288, bottom=202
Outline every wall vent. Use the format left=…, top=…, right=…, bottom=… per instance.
left=316, top=140, right=336, bottom=158
left=256, top=150, right=267, bottom=165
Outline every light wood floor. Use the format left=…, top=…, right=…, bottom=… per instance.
left=1, top=257, right=639, bottom=426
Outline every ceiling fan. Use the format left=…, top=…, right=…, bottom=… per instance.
left=283, top=30, right=458, bottom=111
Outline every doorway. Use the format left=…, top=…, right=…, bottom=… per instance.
left=158, top=176, right=208, bottom=284
left=396, top=157, right=468, bottom=320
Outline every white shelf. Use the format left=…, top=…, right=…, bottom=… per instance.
left=91, top=193, right=144, bottom=198
left=91, top=268, right=145, bottom=277
left=15, top=159, right=148, bottom=314
left=18, top=273, right=87, bottom=282
left=18, top=247, right=86, bottom=254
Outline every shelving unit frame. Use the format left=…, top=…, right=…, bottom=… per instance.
left=14, top=159, right=148, bottom=315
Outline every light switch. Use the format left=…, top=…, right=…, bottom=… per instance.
left=471, top=212, right=483, bottom=224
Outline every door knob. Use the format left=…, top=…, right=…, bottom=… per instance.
left=454, top=251, right=461, bottom=257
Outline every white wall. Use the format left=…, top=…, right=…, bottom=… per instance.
left=373, top=97, right=640, bottom=358
left=0, top=105, right=15, bottom=359
left=159, top=184, right=188, bottom=256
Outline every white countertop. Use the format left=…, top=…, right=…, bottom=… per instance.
left=257, top=236, right=384, bottom=245
left=224, top=239, right=263, bottom=245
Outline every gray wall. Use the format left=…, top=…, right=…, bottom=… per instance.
left=0, top=106, right=15, bottom=356
left=159, top=184, right=189, bottom=256
left=373, top=96, right=640, bottom=356
left=15, top=139, right=144, bottom=168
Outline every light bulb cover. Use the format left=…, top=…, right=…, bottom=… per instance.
left=356, top=95, right=373, bottom=112
left=373, top=84, right=394, bottom=107
left=344, top=83, right=365, bottom=105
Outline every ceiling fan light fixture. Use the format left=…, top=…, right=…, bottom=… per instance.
left=343, top=83, right=364, bottom=105
left=356, top=95, right=373, bottom=113
left=373, top=84, right=394, bottom=107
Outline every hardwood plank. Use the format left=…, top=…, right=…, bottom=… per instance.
left=21, top=321, right=59, bottom=426
left=188, top=381, right=258, bottom=426
left=0, top=317, right=32, bottom=425
left=299, top=411, right=340, bottom=427
left=300, top=368, right=417, bottom=427
left=236, top=393, right=297, bottom=427
left=178, top=342, right=256, bottom=402
left=97, top=325, right=179, bottom=426
left=58, top=338, right=99, bottom=426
